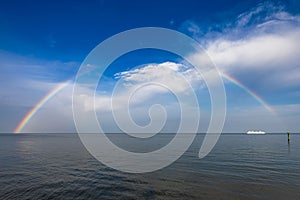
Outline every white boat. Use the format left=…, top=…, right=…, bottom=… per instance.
left=246, top=130, right=266, bottom=134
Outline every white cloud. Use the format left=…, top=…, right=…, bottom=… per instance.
left=179, top=2, right=300, bottom=132
left=186, top=2, right=300, bottom=91
left=115, top=62, right=204, bottom=94
left=69, top=62, right=205, bottom=133
left=83, top=61, right=204, bottom=113
left=207, top=31, right=300, bottom=71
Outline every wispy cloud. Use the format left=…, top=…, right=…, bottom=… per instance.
left=184, top=2, right=300, bottom=95
left=0, top=51, right=79, bottom=132
left=178, top=1, right=300, bottom=132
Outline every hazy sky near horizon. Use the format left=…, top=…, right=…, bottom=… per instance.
left=1, top=0, right=300, bottom=133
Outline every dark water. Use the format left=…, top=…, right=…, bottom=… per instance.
left=0, top=133, right=299, bottom=200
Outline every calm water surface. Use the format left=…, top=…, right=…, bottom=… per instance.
left=0, top=133, right=299, bottom=199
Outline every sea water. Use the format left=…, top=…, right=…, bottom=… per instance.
left=0, top=133, right=299, bottom=199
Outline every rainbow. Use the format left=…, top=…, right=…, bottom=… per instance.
left=13, top=71, right=273, bottom=134
left=13, top=81, right=71, bottom=134
left=221, top=72, right=273, bottom=113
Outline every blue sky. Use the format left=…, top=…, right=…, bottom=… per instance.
left=1, top=0, right=300, bottom=133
